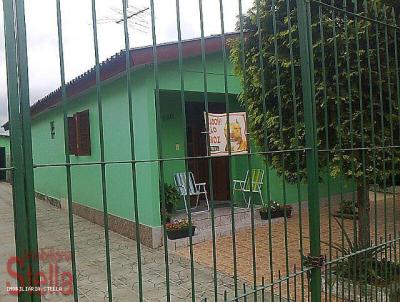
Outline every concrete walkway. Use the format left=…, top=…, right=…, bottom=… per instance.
left=0, top=182, right=237, bottom=302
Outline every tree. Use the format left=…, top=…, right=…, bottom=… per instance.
left=383, top=0, right=400, bottom=16
left=230, top=0, right=400, bottom=249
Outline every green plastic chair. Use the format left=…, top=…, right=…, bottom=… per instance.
left=233, top=169, right=264, bottom=208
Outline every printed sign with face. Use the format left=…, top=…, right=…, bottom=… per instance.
left=205, top=112, right=248, bottom=156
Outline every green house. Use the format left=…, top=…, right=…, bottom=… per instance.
left=0, top=134, right=10, bottom=181
left=3, top=34, right=348, bottom=248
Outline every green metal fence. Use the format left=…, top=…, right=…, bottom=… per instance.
left=2, top=0, right=400, bottom=301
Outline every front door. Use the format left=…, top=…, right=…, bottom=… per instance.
left=0, top=147, right=6, bottom=181
left=186, top=102, right=230, bottom=201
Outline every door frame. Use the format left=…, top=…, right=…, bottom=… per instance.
left=185, top=101, right=231, bottom=201
left=0, top=147, right=6, bottom=181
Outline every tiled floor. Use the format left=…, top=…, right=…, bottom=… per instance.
left=1, top=181, right=398, bottom=302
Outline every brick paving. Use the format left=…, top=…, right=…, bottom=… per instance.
left=1, top=180, right=399, bottom=302
left=0, top=182, right=237, bottom=302
left=174, top=192, right=400, bottom=301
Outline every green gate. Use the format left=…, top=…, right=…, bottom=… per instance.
left=2, top=0, right=400, bottom=301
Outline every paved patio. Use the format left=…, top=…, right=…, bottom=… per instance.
left=174, top=191, right=400, bottom=301
left=0, top=183, right=238, bottom=302
left=1, top=181, right=399, bottom=302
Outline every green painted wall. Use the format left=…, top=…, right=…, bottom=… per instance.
left=0, top=135, right=10, bottom=154
left=32, top=68, right=160, bottom=227
left=31, top=50, right=351, bottom=228
left=0, top=135, right=11, bottom=181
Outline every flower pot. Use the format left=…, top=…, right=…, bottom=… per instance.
left=333, top=211, right=359, bottom=220
left=166, top=226, right=196, bottom=240
left=259, top=208, right=293, bottom=220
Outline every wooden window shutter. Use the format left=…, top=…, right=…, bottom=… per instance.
left=76, top=110, right=91, bottom=156
left=68, top=116, right=77, bottom=155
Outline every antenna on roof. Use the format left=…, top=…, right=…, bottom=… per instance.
left=96, top=5, right=150, bottom=34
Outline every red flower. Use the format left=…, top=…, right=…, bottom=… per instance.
left=166, top=219, right=192, bottom=231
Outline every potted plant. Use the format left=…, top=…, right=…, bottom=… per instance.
left=162, top=183, right=180, bottom=213
left=259, top=201, right=293, bottom=220
left=333, top=200, right=358, bottom=219
left=166, top=219, right=196, bottom=240
left=160, top=183, right=180, bottom=223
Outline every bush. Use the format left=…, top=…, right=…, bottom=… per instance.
left=338, top=200, right=357, bottom=215
left=160, top=183, right=180, bottom=213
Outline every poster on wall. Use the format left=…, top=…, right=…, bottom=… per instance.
left=204, top=112, right=248, bottom=156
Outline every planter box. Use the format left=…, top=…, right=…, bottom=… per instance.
left=322, top=275, right=399, bottom=302
left=259, top=208, right=292, bottom=220
left=333, top=211, right=359, bottom=220
left=166, top=226, right=196, bottom=240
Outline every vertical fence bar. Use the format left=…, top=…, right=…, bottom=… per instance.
left=55, top=0, right=79, bottom=300
left=197, top=1, right=219, bottom=300
left=237, top=0, right=257, bottom=296
left=296, top=1, right=321, bottom=302
left=342, top=0, right=358, bottom=247
left=271, top=1, right=291, bottom=299
left=13, top=3, right=41, bottom=302
left=392, top=9, right=399, bottom=248
left=14, top=0, right=40, bottom=273
left=342, top=4, right=358, bottom=299
left=254, top=1, right=275, bottom=300
left=2, top=0, right=40, bottom=301
left=354, top=1, right=370, bottom=300
left=363, top=4, right=379, bottom=300
left=149, top=1, right=171, bottom=301
left=383, top=8, right=394, bottom=300
left=287, top=1, right=306, bottom=300
left=363, top=0, right=379, bottom=247
left=317, top=5, right=332, bottom=302
left=217, top=0, right=237, bottom=296
left=120, top=0, right=144, bottom=300
left=89, top=1, right=113, bottom=301
left=373, top=1, right=387, bottom=244
left=174, top=1, right=196, bottom=301
left=392, top=10, right=400, bottom=300
left=328, top=5, right=347, bottom=298
left=353, top=0, right=368, bottom=258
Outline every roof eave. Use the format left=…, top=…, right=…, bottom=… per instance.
left=2, top=32, right=242, bottom=130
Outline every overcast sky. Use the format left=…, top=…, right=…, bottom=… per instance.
left=0, top=0, right=252, bottom=134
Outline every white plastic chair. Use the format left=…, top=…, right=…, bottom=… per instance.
left=174, top=172, right=209, bottom=213
left=233, top=169, right=264, bottom=208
